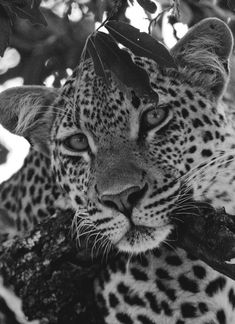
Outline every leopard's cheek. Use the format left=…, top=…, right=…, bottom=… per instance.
left=52, top=154, right=91, bottom=208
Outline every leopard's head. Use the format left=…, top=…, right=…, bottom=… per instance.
left=0, top=18, right=233, bottom=253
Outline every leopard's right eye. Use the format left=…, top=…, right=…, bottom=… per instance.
left=63, top=133, right=89, bottom=152
left=141, top=106, right=170, bottom=132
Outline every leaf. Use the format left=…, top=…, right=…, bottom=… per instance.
left=1, top=0, right=47, bottom=26
left=137, top=0, right=157, bottom=13
left=89, top=31, right=159, bottom=102
left=87, top=36, right=108, bottom=84
left=105, top=20, right=176, bottom=68
left=0, top=6, right=10, bottom=56
left=227, top=0, right=235, bottom=11
left=13, top=0, right=46, bottom=25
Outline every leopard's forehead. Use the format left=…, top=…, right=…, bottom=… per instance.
left=54, top=58, right=204, bottom=140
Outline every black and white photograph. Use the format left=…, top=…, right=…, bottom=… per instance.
left=1, top=0, right=235, bottom=323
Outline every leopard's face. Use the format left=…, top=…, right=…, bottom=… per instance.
left=50, top=58, right=226, bottom=254
left=0, top=19, right=231, bottom=254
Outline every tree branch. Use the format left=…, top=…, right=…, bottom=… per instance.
left=0, top=210, right=104, bottom=324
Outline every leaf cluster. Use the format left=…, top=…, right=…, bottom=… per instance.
left=0, top=0, right=233, bottom=89
left=0, top=0, right=46, bottom=56
left=0, top=0, right=161, bottom=87
left=86, top=20, right=176, bottom=101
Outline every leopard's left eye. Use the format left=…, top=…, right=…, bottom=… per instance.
left=141, top=106, right=169, bottom=131
left=63, top=133, right=89, bottom=152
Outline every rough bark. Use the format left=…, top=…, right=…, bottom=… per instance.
left=0, top=210, right=104, bottom=324
left=172, top=201, right=235, bottom=280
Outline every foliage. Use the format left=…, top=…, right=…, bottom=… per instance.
left=86, top=20, right=175, bottom=100
left=0, top=0, right=46, bottom=56
left=87, top=31, right=161, bottom=101
left=0, top=0, right=157, bottom=87
left=0, top=0, right=233, bottom=88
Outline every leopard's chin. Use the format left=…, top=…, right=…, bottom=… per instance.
left=116, top=224, right=173, bottom=254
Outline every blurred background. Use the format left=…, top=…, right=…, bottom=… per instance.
left=0, top=0, right=234, bottom=183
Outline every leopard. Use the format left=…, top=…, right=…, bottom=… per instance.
left=1, top=17, right=235, bottom=324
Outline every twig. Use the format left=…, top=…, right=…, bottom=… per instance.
left=148, top=0, right=180, bottom=35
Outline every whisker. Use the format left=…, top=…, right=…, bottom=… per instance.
left=162, top=240, right=180, bottom=255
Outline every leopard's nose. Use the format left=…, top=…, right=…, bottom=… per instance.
left=100, top=184, right=148, bottom=216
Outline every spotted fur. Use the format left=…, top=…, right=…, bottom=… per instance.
left=1, top=18, right=235, bottom=323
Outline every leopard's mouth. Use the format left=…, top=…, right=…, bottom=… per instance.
left=116, top=224, right=173, bottom=254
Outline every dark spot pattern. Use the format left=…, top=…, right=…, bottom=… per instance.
left=192, top=118, right=204, bottom=128
left=181, top=302, right=197, bottom=318
left=205, top=277, right=226, bottom=297
left=201, top=149, right=213, bottom=157
left=185, top=90, right=194, bottom=100
left=137, top=315, right=155, bottom=324
left=117, top=282, right=129, bottom=295
left=145, top=292, right=160, bottom=314
left=130, top=268, right=148, bottom=281
left=124, top=293, right=145, bottom=306
left=217, top=309, right=226, bottom=324
left=182, top=108, right=189, bottom=119
left=198, top=100, right=206, bottom=108
left=116, top=313, right=133, bottom=324
left=228, top=288, right=235, bottom=309
left=198, top=302, right=208, bottom=314
left=161, top=300, right=172, bottom=316
left=109, top=293, right=119, bottom=308
left=192, top=265, right=206, bottom=279
left=202, top=131, right=213, bottom=143
left=188, top=146, right=196, bottom=154
left=156, top=268, right=172, bottom=280
left=165, top=255, right=182, bottom=266
left=178, top=275, right=199, bottom=293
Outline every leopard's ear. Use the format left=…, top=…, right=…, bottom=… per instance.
left=171, top=18, right=233, bottom=98
left=0, top=86, right=59, bottom=156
